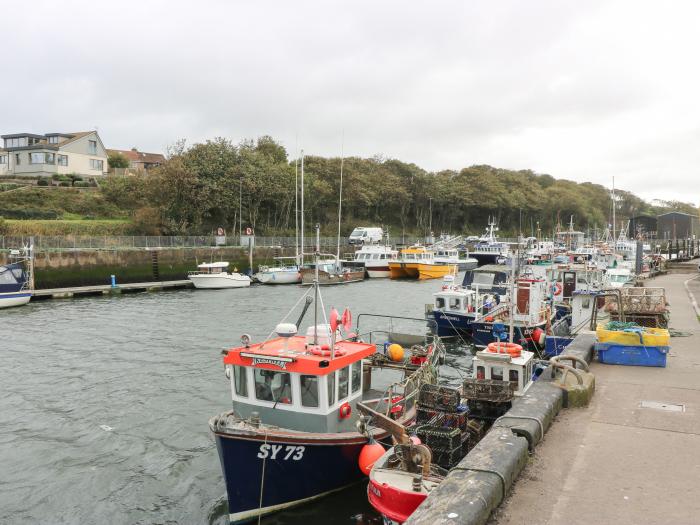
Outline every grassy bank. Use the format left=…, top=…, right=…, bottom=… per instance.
left=3, top=219, right=132, bottom=236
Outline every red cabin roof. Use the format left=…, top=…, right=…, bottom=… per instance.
left=223, top=336, right=376, bottom=376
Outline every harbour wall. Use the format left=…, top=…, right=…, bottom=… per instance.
left=406, top=333, right=596, bottom=525
left=1, top=247, right=296, bottom=289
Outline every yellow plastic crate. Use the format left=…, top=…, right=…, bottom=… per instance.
left=596, top=325, right=670, bottom=346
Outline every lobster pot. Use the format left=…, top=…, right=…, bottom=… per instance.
left=466, top=399, right=512, bottom=421
left=415, top=425, right=462, bottom=450
left=462, top=378, right=514, bottom=402
left=415, top=407, right=468, bottom=431
left=417, top=384, right=461, bottom=413
left=430, top=433, right=470, bottom=470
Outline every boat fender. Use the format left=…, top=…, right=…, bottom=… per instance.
left=339, top=402, right=352, bottom=419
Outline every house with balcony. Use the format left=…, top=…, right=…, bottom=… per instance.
left=0, top=131, right=109, bottom=177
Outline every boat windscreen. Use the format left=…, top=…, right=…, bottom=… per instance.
left=472, top=273, right=495, bottom=287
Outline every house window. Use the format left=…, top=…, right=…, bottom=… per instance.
left=88, top=140, right=97, bottom=154
left=300, top=375, right=319, bottom=408
left=48, top=136, right=59, bottom=144
left=90, top=159, right=103, bottom=170
left=45, top=153, right=55, bottom=164
left=15, top=153, right=21, bottom=165
left=0, top=155, right=6, bottom=164
left=233, top=366, right=247, bottom=397
left=30, top=152, right=44, bottom=164
left=57, top=155, right=68, bottom=166
left=5, top=137, right=28, bottom=148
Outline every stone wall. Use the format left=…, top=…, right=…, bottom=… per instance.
left=1, top=246, right=295, bottom=289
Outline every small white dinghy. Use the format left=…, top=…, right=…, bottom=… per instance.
left=188, top=262, right=251, bottom=289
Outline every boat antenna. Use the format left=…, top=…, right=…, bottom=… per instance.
left=336, top=131, right=344, bottom=265
left=300, top=150, right=305, bottom=265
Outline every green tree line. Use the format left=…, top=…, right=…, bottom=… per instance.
left=100, top=135, right=699, bottom=237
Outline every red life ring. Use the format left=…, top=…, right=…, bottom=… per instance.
left=245, top=227, right=253, bottom=235
left=552, top=282, right=562, bottom=296
left=339, top=402, right=352, bottom=419
left=310, top=346, right=346, bottom=357
left=487, top=342, right=522, bottom=357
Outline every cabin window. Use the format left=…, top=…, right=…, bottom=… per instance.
left=449, top=297, right=461, bottom=309
left=476, top=366, right=485, bottom=380
left=436, top=297, right=446, bottom=309
left=327, top=372, right=336, bottom=406
left=509, top=369, right=519, bottom=387
left=300, top=375, right=319, bottom=407
left=351, top=362, right=361, bottom=393
left=491, top=366, right=504, bottom=381
left=254, top=369, right=292, bottom=404
left=233, top=366, right=248, bottom=397
left=338, top=366, right=350, bottom=400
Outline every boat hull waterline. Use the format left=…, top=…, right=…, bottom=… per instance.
left=188, top=274, right=251, bottom=289
left=0, top=292, right=32, bottom=309
left=212, top=421, right=389, bottom=523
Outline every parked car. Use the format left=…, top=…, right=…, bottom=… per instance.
left=349, top=227, right=383, bottom=245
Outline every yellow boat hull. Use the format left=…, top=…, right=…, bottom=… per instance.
left=389, top=262, right=420, bottom=279
left=417, top=263, right=457, bottom=280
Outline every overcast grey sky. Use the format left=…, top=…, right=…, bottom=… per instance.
left=3, top=0, right=698, bottom=204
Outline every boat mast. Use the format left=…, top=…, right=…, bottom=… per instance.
left=301, top=151, right=305, bottom=265
left=314, top=224, right=320, bottom=346
left=611, top=176, right=616, bottom=244
left=336, top=134, right=344, bottom=264
left=295, top=154, right=299, bottom=264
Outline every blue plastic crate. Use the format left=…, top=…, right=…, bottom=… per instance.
left=595, top=342, right=668, bottom=367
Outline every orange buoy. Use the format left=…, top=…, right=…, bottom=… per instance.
left=358, top=442, right=385, bottom=475
left=387, top=343, right=404, bottom=362
left=487, top=341, right=522, bottom=357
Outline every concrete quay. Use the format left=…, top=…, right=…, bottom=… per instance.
left=491, top=272, right=700, bottom=525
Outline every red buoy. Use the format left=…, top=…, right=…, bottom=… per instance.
left=358, top=442, right=385, bottom=475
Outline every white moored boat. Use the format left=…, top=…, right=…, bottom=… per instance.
left=0, top=247, right=34, bottom=309
left=188, top=262, right=251, bottom=289
left=255, top=257, right=301, bottom=284
left=350, top=245, right=398, bottom=278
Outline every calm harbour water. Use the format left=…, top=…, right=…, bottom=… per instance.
left=1, top=277, right=472, bottom=525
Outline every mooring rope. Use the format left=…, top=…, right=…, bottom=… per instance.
left=257, top=431, right=269, bottom=525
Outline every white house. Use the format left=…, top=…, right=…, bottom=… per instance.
left=0, top=131, right=109, bottom=177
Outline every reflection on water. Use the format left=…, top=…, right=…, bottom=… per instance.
left=1, top=277, right=471, bottom=524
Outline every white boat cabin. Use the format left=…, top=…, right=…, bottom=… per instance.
left=353, top=245, right=398, bottom=263
left=223, top=325, right=375, bottom=433
left=473, top=347, right=535, bottom=396
left=191, top=261, right=232, bottom=274
left=433, top=280, right=496, bottom=317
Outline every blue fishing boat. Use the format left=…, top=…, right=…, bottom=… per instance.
left=0, top=247, right=33, bottom=309
left=209, top=246, right=444, bottom=523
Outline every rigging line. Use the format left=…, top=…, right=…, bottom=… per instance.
left=259, top=286, right=315, bottom=347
